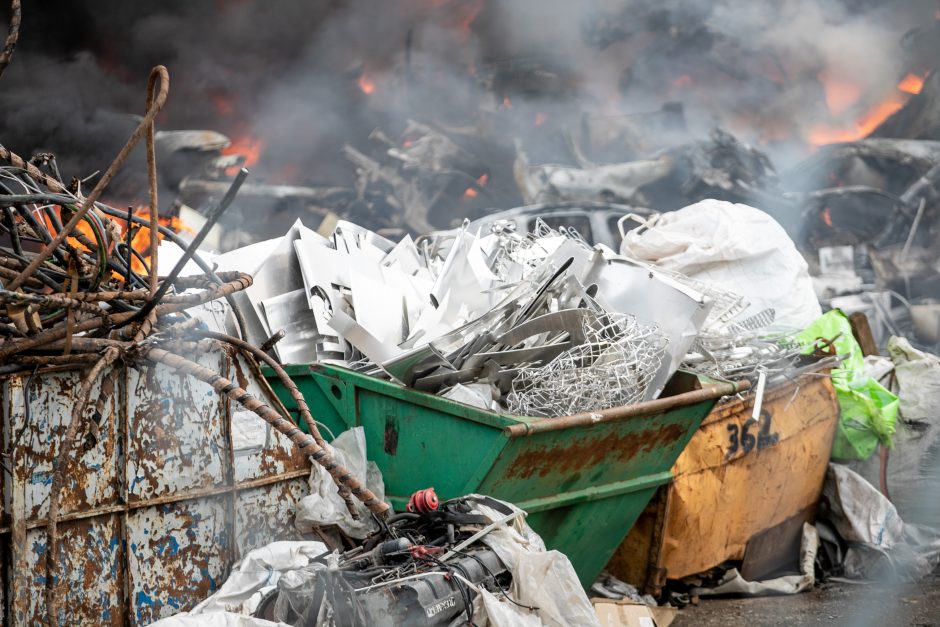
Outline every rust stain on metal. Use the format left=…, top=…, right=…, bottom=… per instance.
left=127, top=357, right=227, bottom=502
left=610, top=376, right=841, bottom=587
left=126, top=497, right=230, bottom=625
left=507, top=424, right=687, bottom=479
left=2, top=352, right=314, bottom=625
left=22, top=516, right=125, bottom=625
left=234, top=478, right=307, bottom=554
left=230, top=355, right=309, bottom=484
left=8, top=369, right=122, bottom=521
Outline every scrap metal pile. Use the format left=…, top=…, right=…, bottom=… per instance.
left=233, top=216, right=719, bottom=417
left=229, top=202, right=818, bottom=417
left=0, top=66, right=386, bottom=624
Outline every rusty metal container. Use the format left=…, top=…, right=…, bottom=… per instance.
left=607, top=374, right=840, bottom=593
left=0, top=356, right=312, bottom=626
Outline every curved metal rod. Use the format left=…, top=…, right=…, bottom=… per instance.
left=0, top=0, right=21, bottom=82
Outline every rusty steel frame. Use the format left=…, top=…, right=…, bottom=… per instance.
left=1, top=354, right=312, bottom=626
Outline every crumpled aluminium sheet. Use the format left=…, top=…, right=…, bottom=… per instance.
left=150, top=497, right=599, bottom=627
left=232, top=217, right=710, bottom=414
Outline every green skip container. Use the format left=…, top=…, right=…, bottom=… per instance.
left=267, top=364, right=744, bottom=587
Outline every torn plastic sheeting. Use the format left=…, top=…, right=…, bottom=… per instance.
left=797, top=310, right=898, bottom=460
left=822, top=463, right=940, bottom=581
left=590, top=573, right=657, bottom=606
left=295, top=427, right=386, bottom=539
left=469, top=499, right=602, bottom=627
left=148, top=614, right=287, bottom=627
left=148, top=541, right=329, bottom=627
left=691, top=523, right=818, bottom=597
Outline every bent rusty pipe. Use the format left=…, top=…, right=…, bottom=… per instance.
left=504, top=380, right=751, bottom=438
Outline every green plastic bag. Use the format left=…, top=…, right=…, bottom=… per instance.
left=796, top=310, right=898, bottom=460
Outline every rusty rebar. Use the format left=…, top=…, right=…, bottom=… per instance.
left=145, top=70, right=160, bottom=297
left=0, top=289, right=109, bottom=318
left=185, top=329, right=360, bottom=518
left=0, top=274, right=253, bottom=361
left=0, top=0, right=21, bottom=82
left=124, top=168, right=248, bottom=326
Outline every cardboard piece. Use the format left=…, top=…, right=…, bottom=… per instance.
left=592, top=599, right=677, bottom=627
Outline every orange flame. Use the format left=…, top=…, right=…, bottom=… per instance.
left=40, top=208, right=98, bottom=253
left=822, top=207, right=833, bottom=228
left=463, top=173, right=488, bottom=198
left=358, top=74, right=376, bottom=95
left=898, top=72, right=925, bottom=95
left=808, top=94, right=906, bottom=145
left=40, top=206, right=193, bottom=275
left=534, top=112, right=548, bottom=127
left=124, top=211, right=194, bottom=273
left=222, top=134, right=263, bottom=176
left=808, top=73, right=920, bottom=146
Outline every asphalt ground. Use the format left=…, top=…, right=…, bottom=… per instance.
left=671, top=574, right=940, bottom=627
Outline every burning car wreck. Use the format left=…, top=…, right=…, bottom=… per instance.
left=1, top=0, right=940, bottom=626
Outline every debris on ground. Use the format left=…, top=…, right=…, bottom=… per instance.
left=152, top=494, right=601, bottom=627
left=818, top=464, right=940, bottom=581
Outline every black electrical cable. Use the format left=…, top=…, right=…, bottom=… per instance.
left=112, top=169, right=249, bottom=330
left=2, top=206, right=23, bottom=257
left=445, top=547, right=539, bottom=612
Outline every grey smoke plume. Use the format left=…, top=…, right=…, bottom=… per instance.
left=0, top=0, right=935, bottom=198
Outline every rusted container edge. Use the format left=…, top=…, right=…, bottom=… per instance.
left=702, top=370, right=832, bottom=426
left=504, top=381, right=751, bottom=437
